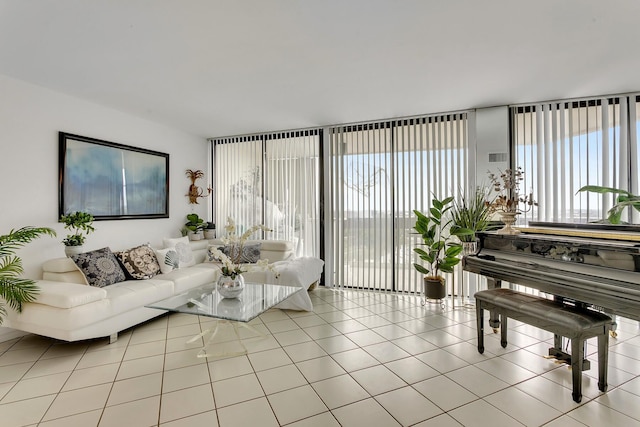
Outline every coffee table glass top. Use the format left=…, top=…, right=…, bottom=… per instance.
left=146, top=282, right=302, bottom=322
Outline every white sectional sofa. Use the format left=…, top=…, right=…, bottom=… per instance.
left=3, top=239, right=324, bottom=343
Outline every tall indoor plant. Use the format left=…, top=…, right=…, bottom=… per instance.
left=413, top=196, right=472, bottom=300
left=60, top=211, right=95, bottom=256
left=0, top=226, right=56, bottom=323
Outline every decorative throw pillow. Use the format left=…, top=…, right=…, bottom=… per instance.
left=70, top=247, right=127, bottom=288
left=115, top=244, right=160, bottom=279
left=220, top=242, right=262, bottom=264
left=163, top=236, right=195, bottom=268
left=154, top=248, right=180, bottom=274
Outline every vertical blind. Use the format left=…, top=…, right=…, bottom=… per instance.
left=328, top=113, right=470, bottom=293
left=210, top=130, right=321, bottom=257
left=512, top=94, right=640, bottom=224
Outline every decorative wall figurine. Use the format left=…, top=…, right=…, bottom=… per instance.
left=185, top=169, right=212, bottom=204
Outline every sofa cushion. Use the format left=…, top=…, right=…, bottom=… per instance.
left=115, top=244, right=161, bottom=279
left=163, top=236, right=196, bottom=268
left=258, top=240, right=294, bottom=262
left=104, top=278, right=175, bottom=314
left=157, top=267, right=218, bottom=293
left=71, top=247, right=127, bottom=288
left=42, top=258, right=89, bottom=285
left=154, top=248, right=180, bottom=274
left=34, top=281, right=107, bottom=309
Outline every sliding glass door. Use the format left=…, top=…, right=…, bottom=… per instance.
left=328, top=114, right=470, bottom=293
left=211, top=131, right=321, bottom=258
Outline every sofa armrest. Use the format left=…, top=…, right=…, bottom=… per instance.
left=33, top=280, right=107, bottom=309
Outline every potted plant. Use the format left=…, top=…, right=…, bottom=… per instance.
left=207, top=217, right=277, bottom=298
left=578, top=185, right=640, bottom=224
left=60, top=211, right=95, bottom=257
left=413, top=196, right=472, bottom=300
left=185, top=213, right=205, bottom=240
left=0, top=226, right=56, bottom=323
left=204, top=221, right=216, bottom=239
left=450, top=186, right=494, bottom=255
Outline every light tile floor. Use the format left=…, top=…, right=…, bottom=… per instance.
left=1, top=287, right=639, bottom=426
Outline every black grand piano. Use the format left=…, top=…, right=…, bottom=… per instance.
left=463, top=223, right=640, bottom=358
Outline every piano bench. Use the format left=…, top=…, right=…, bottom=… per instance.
left=474, top=288, right=612, bottom=403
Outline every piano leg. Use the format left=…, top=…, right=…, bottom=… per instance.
left=487, top=278, right=501, bottom=332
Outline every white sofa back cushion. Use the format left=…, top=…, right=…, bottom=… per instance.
left=201, top=239, right=294, bottom=263
left=35, top=281, right=107, bottom=309
left=42, top=258, right=88, bottom=284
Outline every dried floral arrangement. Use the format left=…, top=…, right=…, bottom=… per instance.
left=487, top=167, right=537, bottom=213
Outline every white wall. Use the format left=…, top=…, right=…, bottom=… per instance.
left=475, top=106, right=510, bottom=185
left=0, top=74, right=209, bottom=336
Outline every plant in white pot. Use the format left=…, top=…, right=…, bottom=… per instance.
left=0, top=226, right=56, bottom=323
left=60, top=211, right=95, bottom=257
left=207, top=217, right=278, bottom=298
left=203, top=222, right=216, bottom=239
left=185, top=213, right=205, bottom=240
left=413, top=196, right=472, bottom=302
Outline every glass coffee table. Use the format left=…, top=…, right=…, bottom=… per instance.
left=147, top=282, right=301, bottom=358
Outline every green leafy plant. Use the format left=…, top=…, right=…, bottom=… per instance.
left=60, top=211, right=95, bottom=246
left=578, top=186, right=640, bottom=224
left=413, top=196, right=473, bottom=280
left=450, top=186, right=495, bottom=242
left=185, top=213, right=205, bottom=232
left=0, top=226, right=56, bottom=323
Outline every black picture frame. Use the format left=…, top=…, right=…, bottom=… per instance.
left=59, top=132, right=170, bottom=220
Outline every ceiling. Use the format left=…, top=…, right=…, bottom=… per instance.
left=1, top=0, right=639, bottom=139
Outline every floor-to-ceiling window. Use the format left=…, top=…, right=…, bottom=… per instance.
left=328, top=113, right=470, bottom=293
left=210, top=130, right=321, bottom=258
left=512, top=94, right=640, bottom=224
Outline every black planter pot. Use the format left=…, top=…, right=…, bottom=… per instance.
left=423, top=277, right=446, bottom=300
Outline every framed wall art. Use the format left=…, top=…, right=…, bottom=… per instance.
left=59, top=132, right=169, bottom=220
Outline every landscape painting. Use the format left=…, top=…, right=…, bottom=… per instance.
left=59, top=132, right=169, bottom=220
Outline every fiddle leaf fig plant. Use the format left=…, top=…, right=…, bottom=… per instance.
left=0, top=226, right=56, bottom=323
left=185, top=213, right=205, bottom=232
left=578, top=186, right=640, bottom=224
left=413, top=196, right=473, bottom=281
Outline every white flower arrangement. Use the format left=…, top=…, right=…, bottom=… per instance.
left=210, top=217, right=280, bottom=279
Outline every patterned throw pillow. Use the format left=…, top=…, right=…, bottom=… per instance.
left=115, top=244, right=160, bottom=279
left=220, top=242, right=262, bottom=264
left=71, top=247, right=127, bottom=288
left=154, top=248, right=180, bottom=274
left=163, top=236, right=195, bottom=268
